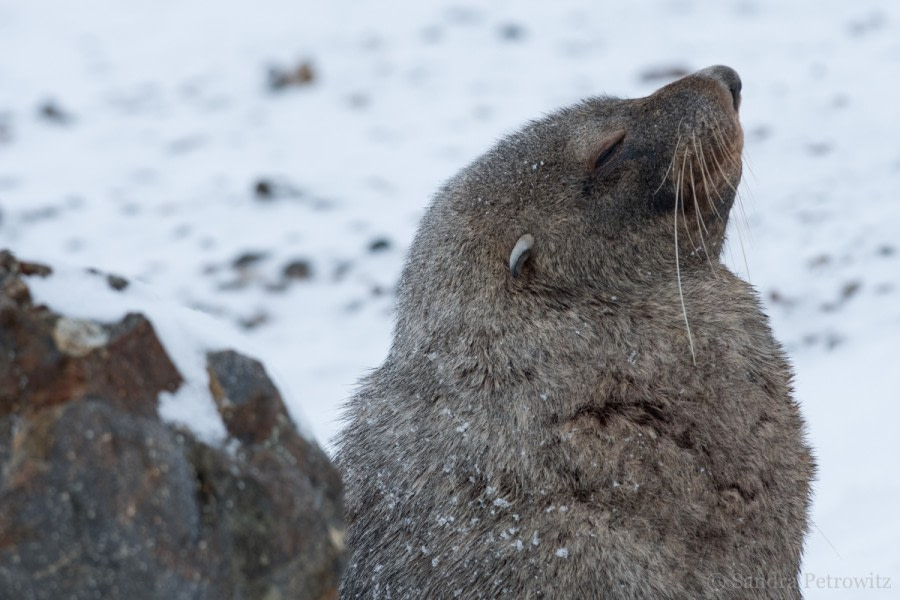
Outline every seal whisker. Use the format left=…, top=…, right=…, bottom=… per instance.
left=708, top=127, right=739, bottom=186
left=738, top=189, right=754, bottom=242
left=734, top=209, right=752, bottom=281
left=678, top=144, right=699, bottom=254
left=712, top=126, right=745, bottom=189
left=656, top=120, right=685, bottom=197
left=698, top=138, right=743, bottom=278
left=733, top=187, right=753, bottom=281
left=673, top=148, right=698, bottom=363
left=694, top=133, right=725, bottom=222
left=692, top=138, right=728, bottom=273
left=711, top=125, right=742, bottom=171
left=709, top=124, right=753, bottom=280
left=708, top=125, right=750, bottom=228
left=673, top=176, right=697, bottom=366
left=690, top=135, right=713, bottom=235
left=688, top=136, right=717, bottom=276
left=736, top=146, right=758, bottom=243
left=690, top=131, right=721, bottom=225
left=741, top=145, right=760, bottom=185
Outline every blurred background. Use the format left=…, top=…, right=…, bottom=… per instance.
left=1, top=0, right=898, bottom=595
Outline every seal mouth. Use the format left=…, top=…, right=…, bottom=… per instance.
left=668, top=126, right=742, bottom=219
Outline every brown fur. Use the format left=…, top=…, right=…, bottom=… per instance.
left=336, top=66, right=814, bottom=599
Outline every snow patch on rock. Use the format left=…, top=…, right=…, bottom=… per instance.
left=27, top=267, right=279, bottom=444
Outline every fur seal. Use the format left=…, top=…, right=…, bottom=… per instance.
left=336, top=66, right=814, bottom=599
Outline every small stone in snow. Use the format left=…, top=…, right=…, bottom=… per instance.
left=498, top=23, right=526, bottom=41
left=368, top=237, right=391, bottom=253
left=282, top=259, right=312, bottom=281
left=38, top=100, right=74, bottom=124
left=267, top=61, right=316, bottom=91
left=232, top=251, right=268, bottom=270
left=107, top=274, right=130, bottom=291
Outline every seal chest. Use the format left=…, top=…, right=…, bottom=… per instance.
left=337, top=66, right=814, bottom=600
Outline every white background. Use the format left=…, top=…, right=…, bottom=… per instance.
left=1, top=0, right=898, bottom=595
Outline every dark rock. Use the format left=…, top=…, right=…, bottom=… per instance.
left=0, top=250, right=344, bottom=600
left=107, top=274, right=130, bottom=291
left=1, top=400, right=205, bottom=599
left=282, top=259, right=312, bottom=281
left=254, top=178, right=274, bottom=199
left=237, top=310, right=270, bottom=330
left=18, top=260, right=52, bottom=278
left=87, top=267, right=131, bottom=291
left=232, top=251, right=269, bottom=270
left=766, top=288, right=796, bottom=308
left=37, top=99, right=73, bottom=124
left=208, top=350, right=284, bottom=445
left=498, top=22, right=526, bottom=41
left=368, top=237, right=391, bottom=253
left=267, top=61, right=316, bottom=91
left=253, top=177, right=303, bottom=202
left=840, top=280, right=861, bottom=301
left=220, top=252, right=270, bottom=293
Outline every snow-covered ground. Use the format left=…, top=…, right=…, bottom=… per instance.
left=1, top=0, right=898, bottom=595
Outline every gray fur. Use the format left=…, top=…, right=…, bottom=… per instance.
left=336, top=66, right=814, bottom=599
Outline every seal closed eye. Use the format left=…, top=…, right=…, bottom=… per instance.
left=592, top=129, right=626, bottom=174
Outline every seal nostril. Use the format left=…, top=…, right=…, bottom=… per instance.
left=727, top=78, right=742, bottom=111
left=729, top=81, right=741, bottom=111
left=696, top=65, right=742, bottom=111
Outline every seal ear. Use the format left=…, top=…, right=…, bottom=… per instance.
left=509, top=234, right=534, bottom=279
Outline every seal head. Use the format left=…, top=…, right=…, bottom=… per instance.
left=397, top=65, right=744, bottom=333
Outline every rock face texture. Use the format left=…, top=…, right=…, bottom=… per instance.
left=0, top=250, right=344, bottom=600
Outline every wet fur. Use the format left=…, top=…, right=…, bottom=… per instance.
left=336, top=68, right=814, bottom=599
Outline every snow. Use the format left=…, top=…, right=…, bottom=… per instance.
left=27, top=267, right=237, bottom=443
left=26, top=266, right=315, bottom=443
left=1, top=0, right=899, bottom=595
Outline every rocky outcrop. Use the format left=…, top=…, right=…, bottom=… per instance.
left=0, top=250, right=344, bottom=600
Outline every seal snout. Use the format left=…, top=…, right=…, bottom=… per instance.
left=696, top=65, right=742, bottom=111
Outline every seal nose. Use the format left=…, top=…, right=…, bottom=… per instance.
left=696, top=65, right=742, bottom=111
